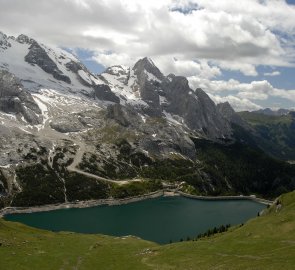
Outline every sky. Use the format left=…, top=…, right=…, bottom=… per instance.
left=0, top=0, right=295, bottom=111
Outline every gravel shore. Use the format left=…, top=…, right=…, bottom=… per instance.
left=0, top=190, right=273, bottom=217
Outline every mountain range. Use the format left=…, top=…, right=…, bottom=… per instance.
left=0, top=31, right=295, bottom=208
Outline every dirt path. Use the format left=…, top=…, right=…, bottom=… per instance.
left=66, top=141, right=85, bottom=172
left=66, top=142, right=141, bottom=185
left=35, top=107, right=141, bottom=186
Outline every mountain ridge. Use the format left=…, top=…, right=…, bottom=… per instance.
left=0, top=31, right=294, bottom=209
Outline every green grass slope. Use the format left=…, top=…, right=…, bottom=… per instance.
left=1, top=191, right=295, bottom=270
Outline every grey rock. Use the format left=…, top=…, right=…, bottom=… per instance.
left=50, top=116, right=85, bottom=133
left=121, top=57, right=233, bottom=139
left=253, top=108, right=291, bottom=116
left=0, top=32, right=11, bottom=49
left=25, top=41, right=71, bottom=84
left=106, top=103, right=140, bottom=127
left=161, top=74, right=231, bottom=139
left=94, top=84, right=120, bottom=103
left=132, top=57, right=163, bottom=116
left=0, top=70, right=42, bottom=124
left=65, top=60, right=92, bottom=86
left=16, top=34, right=34, bottom=45
left=217, top=102, right=250, bottom=130
left=133, top=57, right=164, bottom=81
left=65, top=60, right=83, bottom=73
left=104, top=65, right=130, bottom=84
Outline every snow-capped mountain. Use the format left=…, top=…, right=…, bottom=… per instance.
left=0, top=32, right=101, bottom=93
left=0, top=31, right=232, bottom=139
left=0, top=31, right=249, bottom=208
left=100, top=57, right=232, bottom=138
left=1, top=31, right=295, bottom=210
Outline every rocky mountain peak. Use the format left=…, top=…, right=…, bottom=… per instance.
left=217, top=101, right=250, bottom=130
left=217, top=101, right=235, bottom=114
left=16, top=34, right=35, bottom=45
left=0, top=32, right=11, bottom=49
left=105, top=65, right=129, bottom=76
left=133, top=57, right=164, bottom=82
left=103, top=65, right=130, bottom=85
left=216, top=102, right=237, bottom=121
left=0, top=31, right=234, bottom=140
left=24, top=39, right=71, bottom=84
left=254, top=108, right=291, bottom=116
left=0, top=70, right=42, bottom=124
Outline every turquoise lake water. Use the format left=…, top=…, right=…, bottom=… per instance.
left=5, top=196, right=265, bottom=244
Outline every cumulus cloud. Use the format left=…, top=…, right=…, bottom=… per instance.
left=0, top=0, right=295, bottom=110
left=188, top=76, right=295, bottom=111
left=264, top=71, right=281, bottom=76
left=0, top=0, right=294, bottom=74
left=208, top=94, right=262, bottom=111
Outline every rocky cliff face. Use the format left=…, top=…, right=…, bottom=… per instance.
left=94, top=84, right=120, bottom=103
left=161, top=76, right=231, bottom=138
left=100, top=57, right=232, bottom=139
left=25, top=39, right=71, bottom=84
left=0, top=70, right=42, bottom=124
left=3, top=31, right=291, bottom=209
left=217, top=102, right=250, bottom=130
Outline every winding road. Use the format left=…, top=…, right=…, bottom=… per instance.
left=34, top=96, right=141, bottom=186
left=66, top=142, right=137, bottom=185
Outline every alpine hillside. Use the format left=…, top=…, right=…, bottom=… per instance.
left=0, top=31, right=295, bottom=208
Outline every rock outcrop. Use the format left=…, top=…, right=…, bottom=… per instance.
left=0, top=32, right=11, bottom=49
left=0, top=70, right=42, bottom=124
left=132, top=58, right=163, bottom=116
left=217, top=102, right=250, bottom=130
left=94, top=84, right=120, bottom=103
left=24, top=37, right=71, bottom=84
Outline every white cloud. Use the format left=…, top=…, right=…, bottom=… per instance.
left=264, top=71, right=281, bottom=76
left=237, top=91, right=269, bottom=101
left=93, top=52, right=136, bottom=68
left=0, top=0, right=294, bottom=76
left=272, top=88, right=295, bottom=102
left=208, top=93, right=262, bottom=111
left=1, top=0, right=295, bottom=110
left=188, top=76, right=295, bottom=111
left=216, top=61, right=258, bottom=76
left=154, top=57, right=221, bottom=78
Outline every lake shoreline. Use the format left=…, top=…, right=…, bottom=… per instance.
left=0, top=190, right=165, bottom=217
left=177, top=191, right=273, bottom=205
left=0, top=190, right=273, bottom=217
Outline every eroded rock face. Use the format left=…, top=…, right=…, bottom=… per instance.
left=24, top=40, right=71, bottom=84
left=160, top=76, right=231, bottom=139
left=132, top=58, right=164, bottom=116
left=133, top=57, right=164, bottom=82
left=106, top=103, right=139, bottom=127
left=94, top=84, right=120, bottom=103
left=0, top=32, right=11, bottom=49
left=65, top=60, right=92, bottom=87
left=50, top=116, right=85, bottom=133
left=129, top=58, right=232, bottom=138
left=217, top=102, right=249, bottom=129
left=16, top=34, right=34, bottom=45
left=0, top=70, right=42, bottom=124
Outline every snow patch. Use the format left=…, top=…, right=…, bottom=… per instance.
left=78, top=69, right=92, bottom=85
left=140, top=114, right=146, bottom=123
left=163, top=111, right=185, bottom=126
left=144, top=70, right=161, bottom=83
left=159, top=95, right=168, bottom=105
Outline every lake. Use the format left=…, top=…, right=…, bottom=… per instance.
left=5, top=196, right=265, bottom=244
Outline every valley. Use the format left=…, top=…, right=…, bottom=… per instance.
left=0, top=32, right=294, bottom=209
left=0, top=190, right=294, bottom=270
left=0, top=29, right=294, bottom=270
